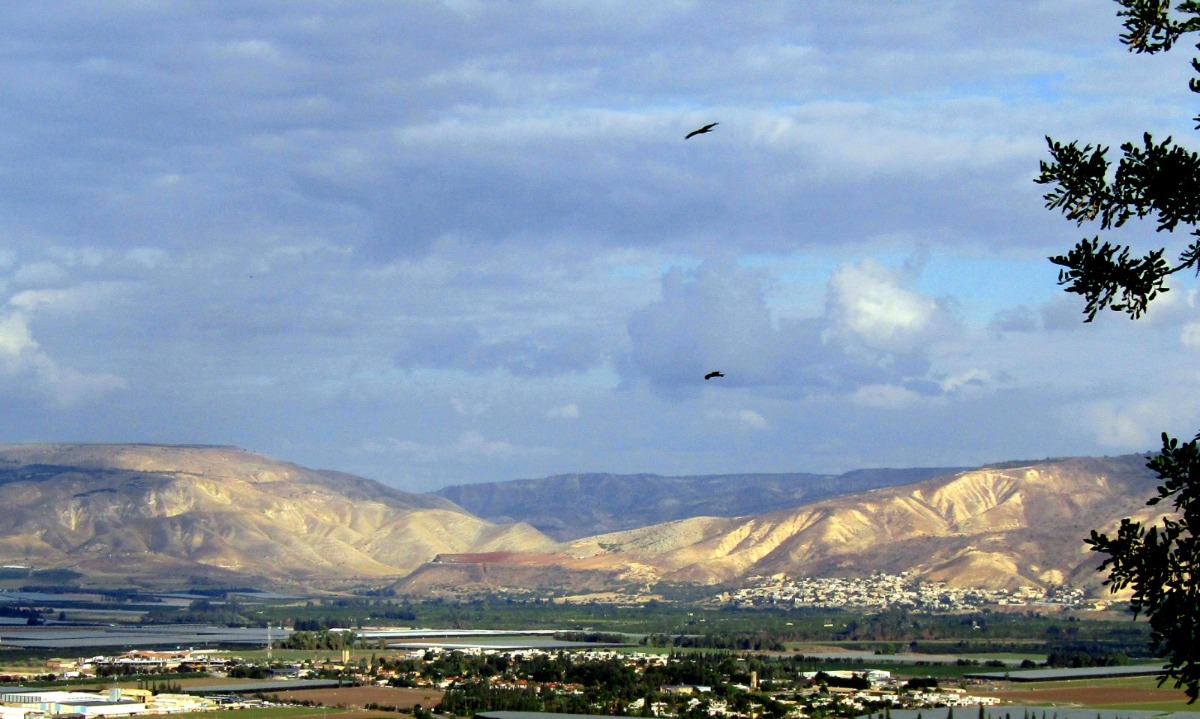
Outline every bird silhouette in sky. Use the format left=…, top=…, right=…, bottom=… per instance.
left=704, top=371, right=725, bottom=380
left=685, top=122, right=718, bottom=139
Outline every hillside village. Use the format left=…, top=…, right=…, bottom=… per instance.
left=715, top=574, right=1094, bottom=612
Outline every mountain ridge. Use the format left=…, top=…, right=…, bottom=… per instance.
left=0, top=444, right=1163, bottom=597
left=434, top=467, right=966, bottom=541
left=0, top=443, right=554, bottom=591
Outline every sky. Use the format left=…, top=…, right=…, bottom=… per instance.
left=2, top=1, right=1200, bottom=493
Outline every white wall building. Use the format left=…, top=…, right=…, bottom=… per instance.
left=1, top=690, right=145, bottom=717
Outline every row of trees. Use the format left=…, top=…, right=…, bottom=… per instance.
left=642, top=632, right=786, bottom=651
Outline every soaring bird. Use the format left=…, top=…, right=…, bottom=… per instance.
left=685, top=122, right=718, bottom=139
left=704, top=371, right=724, bottom=380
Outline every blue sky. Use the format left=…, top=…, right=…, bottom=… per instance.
left=2, top=1, right=1199, bottom=492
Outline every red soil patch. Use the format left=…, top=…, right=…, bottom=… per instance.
left=987, top=684, right=1189, bottom=706
left=269, top=685, right=443, bottom=711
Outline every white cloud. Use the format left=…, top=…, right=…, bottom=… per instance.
left=1, top=1, right=1198, bottom=488
left=706, top=408, right=770, bottom=430
left=547, top=403, right=580, bottom=419
left=9, top=283, right=121, bottom=315
left=451, top=398, right=488, bottom=416
left=624, top=260, right=791, bottom=393
left=126, top=248, right=171, bottom=269
left=824, top=259, right=951, bottom=353
left=12, top=262, right=67, bottom=288
left=624, top=255, right=965, bottom=405
left=939, top=369, right=993, bottom=394
left=454, top=430, right=518, bottom=457
left=1182, top=322, right=1200, bottom=349
left=23, top=358, right=127, bottom=406
left=0, top=313, right=36, bottom=357
left=219, top=39, right=284, bottom=62
left=1081, top=399, right=1200, bottom=451
left=736, top=409, right=769, bottom=430
left=0, top=312, right=125, bottom=405
left=361, top=430, right=538, bottom=463
left=852, top=384, right=920, bottom=409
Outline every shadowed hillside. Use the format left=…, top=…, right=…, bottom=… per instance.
left=434, top=467, right=965, bottom=540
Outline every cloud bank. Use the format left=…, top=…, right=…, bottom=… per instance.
left=0, top=2, right=1197, bottom=490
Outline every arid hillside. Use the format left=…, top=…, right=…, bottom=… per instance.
left=435, top=467, right=964, bottom=540
left=403, top=455, right=1163, bottom=594
left=0, top=444, right=555, bottom=590
left=0, top=445, right=1164, bottom=596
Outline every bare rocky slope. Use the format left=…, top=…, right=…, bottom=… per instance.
left=403, top=454, right=1164, bottom=595
left=434, top=467, right=965, bottom=541
left=0, top=444, right=1165, bottom=596
left=0, top=444, right=555, bottom=591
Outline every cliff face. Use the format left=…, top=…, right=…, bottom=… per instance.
left=0, top=444, right=555, bottom=589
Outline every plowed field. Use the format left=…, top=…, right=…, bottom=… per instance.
left=270, top=685, right=442, bottom=711
left=985, top=677, right=1191, bottom=709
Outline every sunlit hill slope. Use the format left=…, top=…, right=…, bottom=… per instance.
left=404, top=455, right=1163, bottom=594
left=0, top=444, right=555, bottom=590
left=0, top=444, right=1164, bottom=595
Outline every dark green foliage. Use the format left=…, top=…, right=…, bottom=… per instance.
left=135, top=679, right=183, bottom=693
left=1038, top=2, right=1200, bottom=322
left=643, top=632, right=786, bottom=651
left=812, top=671, right=870, bottom=689
left=20, top=568, right=84, bottom=585
left=1117, top=0, right=1200, bottom=53
left=1087, top=431, right=1200, bottom=700
left=1038, top=133, right=1200, bottom=321
left=553, top=630, right=627, bottom=643
left=293, top=617, right=359, bottom=631
left=0, top=605, right=44, bottom=622
left=279, top=629, right=358, bottom=651
left=227, top=664, right=270, bottom=679
left=143, top=598, right=254, bottom=626
left=1043, top=648, right=1129, bottom=668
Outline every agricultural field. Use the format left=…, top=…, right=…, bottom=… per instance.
left=982, top=675, right=1194, bottom=711
left=269, top=686, right=442, bottom=712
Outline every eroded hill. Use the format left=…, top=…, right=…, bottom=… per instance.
left=404, top=455, right=1162, bottom=595
left=434, top=467, right=965, bottom=540
left=0, top=444, right=555, bottom=590
left=0, top=445, right=1164, bottom=596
